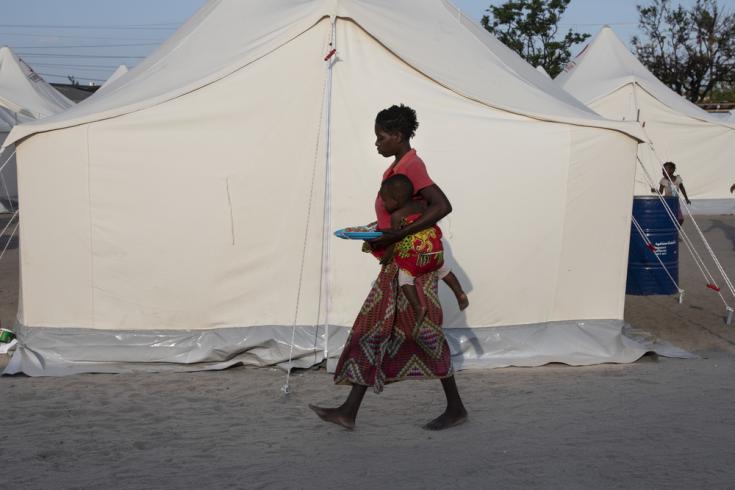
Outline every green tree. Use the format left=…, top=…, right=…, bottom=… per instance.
left=632, top=0, right=735, bottom=103
left=707, top=82, right=735, bottom=102
left=481, top=0, right=590, bottom=78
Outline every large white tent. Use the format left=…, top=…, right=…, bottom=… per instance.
left=3, top=0, right=652, bottom=376
left=556, top=26, right=735, bottom=214
left=0, top=46, right=73, bottom=212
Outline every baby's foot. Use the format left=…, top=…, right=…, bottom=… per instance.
left=457, top=293, right=469, bottom=311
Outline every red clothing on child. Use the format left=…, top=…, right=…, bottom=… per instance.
left=370, top=214, right=444, bottom=278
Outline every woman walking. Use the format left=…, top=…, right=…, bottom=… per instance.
left=309, top=105, right=467, bottom=431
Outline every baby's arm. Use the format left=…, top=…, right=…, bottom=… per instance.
left=390, top=211, right=405, bottom=231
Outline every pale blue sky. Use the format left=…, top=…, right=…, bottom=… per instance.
left=2, top=0, right=734, bottom=84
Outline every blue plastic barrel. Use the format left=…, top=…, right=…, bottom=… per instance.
left=626, top=196, right=679, bottom=295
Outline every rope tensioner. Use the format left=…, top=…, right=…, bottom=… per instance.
left=324, top=48, right=337, bottom=61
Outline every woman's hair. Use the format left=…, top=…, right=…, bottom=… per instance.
left=375, top=104, right=419, bottom=140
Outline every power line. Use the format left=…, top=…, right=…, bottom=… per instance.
left=29, top=62, right=124, bottom=69
left=38, top=72, right=105, bottom=82
left=17, top=53, right=146, bottom=59
left=10, top=42, right=159, bottom=49
left=0, top=23, right=179, bottom=30
left=0, top=31, right=168, bottom=41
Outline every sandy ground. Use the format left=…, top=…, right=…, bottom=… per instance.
left=1, top=214, right=735, bottom=489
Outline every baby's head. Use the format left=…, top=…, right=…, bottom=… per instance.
left=380, top=174, right=414, bottom=213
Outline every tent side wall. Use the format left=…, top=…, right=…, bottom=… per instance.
left=6, top=16, right=649, bottom=375
left=17, top=125, right=93, bottom=325
left=17, top=20, right=332, bottom=332
left=552, top=126, right=637, bottom=320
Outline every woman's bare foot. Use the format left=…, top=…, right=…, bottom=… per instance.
left=422, top=407, right=468, bottom=431
left=308, top=404, right=356, bottom=430
left=456, top=292, right=469, bottom=311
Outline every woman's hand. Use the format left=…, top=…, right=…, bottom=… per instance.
left=368, top=229, right=405, bottom=249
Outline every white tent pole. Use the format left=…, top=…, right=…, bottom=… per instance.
left=320, top=17, right=338, bottom=364
left=281, top=20, right=337, bottom=395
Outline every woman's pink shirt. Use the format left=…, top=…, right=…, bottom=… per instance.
left=375, top=149, right=434, bottom=230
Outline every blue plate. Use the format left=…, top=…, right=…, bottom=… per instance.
left=334, top=228, right=384, bottom=240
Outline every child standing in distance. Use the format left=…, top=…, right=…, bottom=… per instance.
left=655, top=161, right=690, bottom=225
left=376, top=174, right=469, bottom=326
left=657, top=162, right=691, bottom=204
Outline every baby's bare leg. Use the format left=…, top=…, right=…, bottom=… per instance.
left=442, top=272, right=469, bottom=311
left=401, top=284, right=427, bottom=326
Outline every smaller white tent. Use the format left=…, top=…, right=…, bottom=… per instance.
left=0, top=47, right=73, bottom=119
left=556, top=27, right=735, bottom=213
left=94, top=64, right=129, bottom=97
left=0, top=46, right=73, bottom=212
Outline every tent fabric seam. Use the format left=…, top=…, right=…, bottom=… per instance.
left=86, top=124, right=95, bottom=326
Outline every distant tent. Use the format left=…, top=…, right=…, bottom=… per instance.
left=535, top=65, right=551, bottom=78
left=0, top=46, right=73, bottom=212
left=94, top=64, right=129, bottom=96
left=556, top=27, right=735, bottom=213
left=4, top=0, right=648, bottom=376
left=0, top=46, right=73, bottom=118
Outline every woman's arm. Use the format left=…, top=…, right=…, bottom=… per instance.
left=370, top=184, right=452, bottom=248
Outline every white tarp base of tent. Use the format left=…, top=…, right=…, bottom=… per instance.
left=689, top=199, right=735, bottom=215
left=3, top=320, right=693, bottom=377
